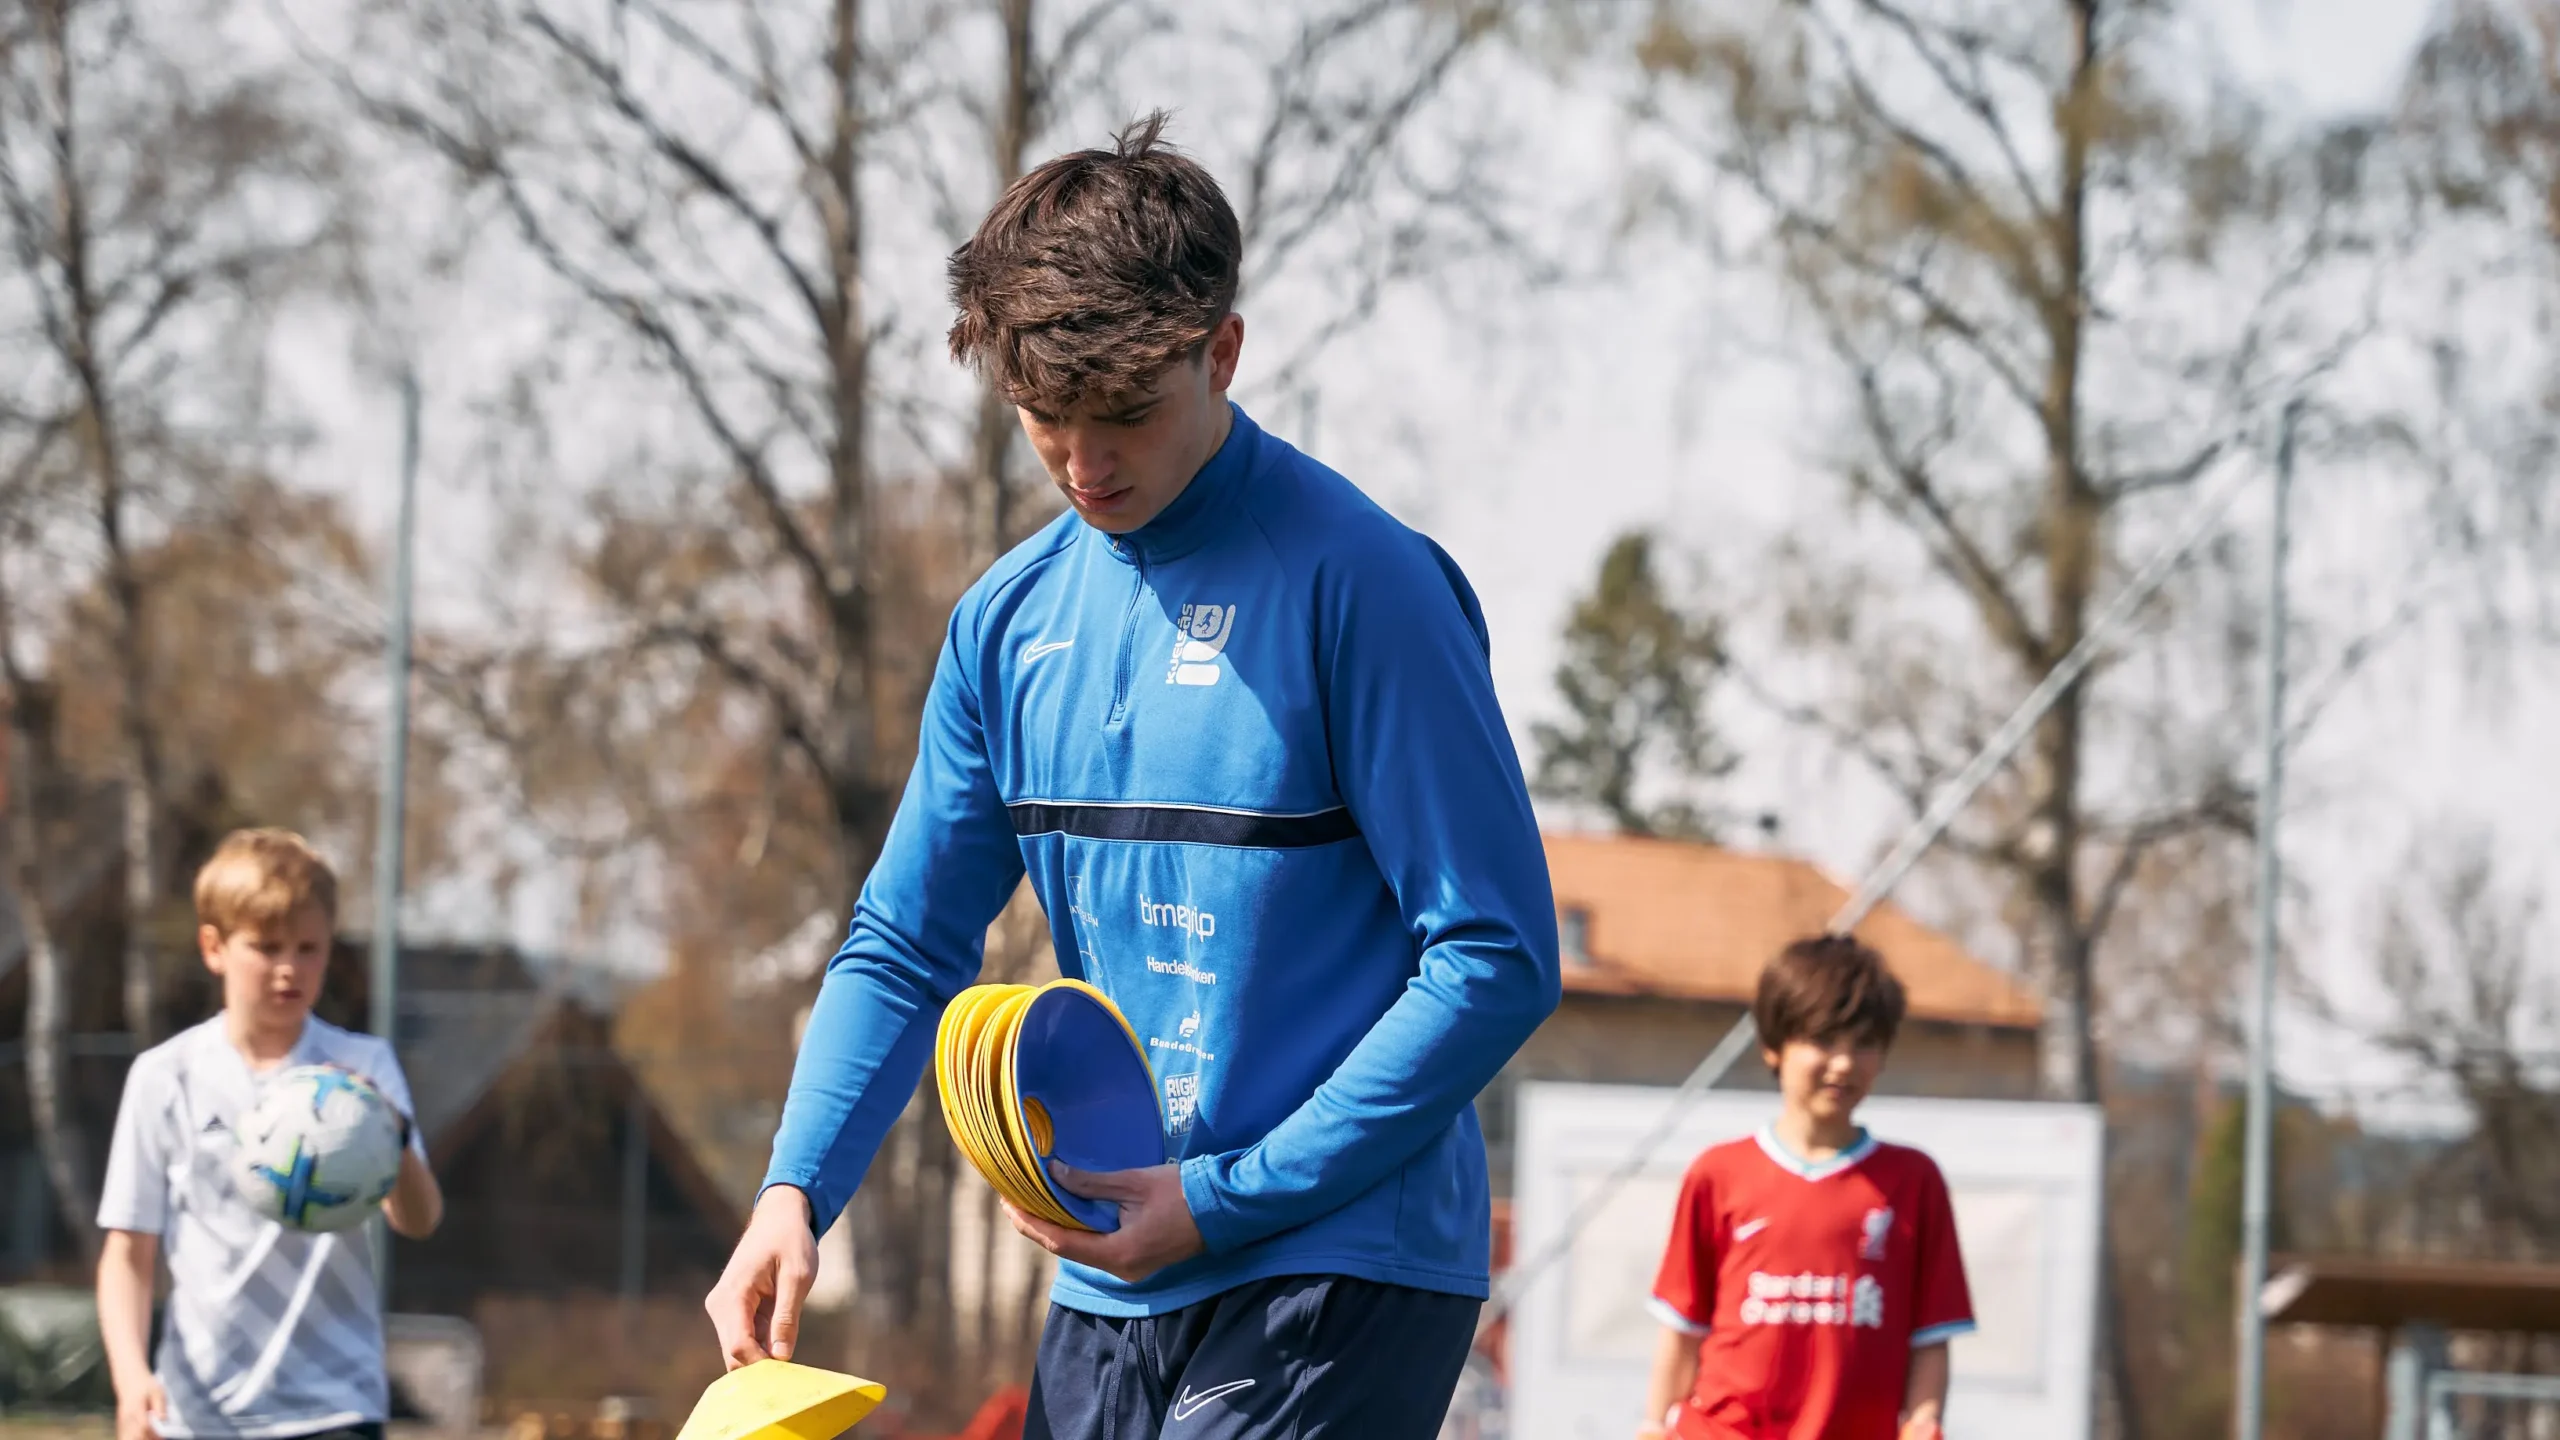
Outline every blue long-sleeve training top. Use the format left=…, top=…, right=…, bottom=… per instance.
left=764, top=403, right=1562, bottom=1316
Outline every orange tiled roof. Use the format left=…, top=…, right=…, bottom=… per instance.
left=1544, top=832, right=2042, bottom=1030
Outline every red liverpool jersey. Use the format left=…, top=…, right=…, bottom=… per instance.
left=1649, top=1128, right=1975, bottom=1440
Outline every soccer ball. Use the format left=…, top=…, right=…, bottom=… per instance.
left=230, top=1065, right=404, bottom=1233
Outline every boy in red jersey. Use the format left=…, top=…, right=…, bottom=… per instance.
left=1638, top=935, right=1974, bottom=1440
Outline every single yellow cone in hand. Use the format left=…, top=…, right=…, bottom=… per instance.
left=674, top=1360, right=887, bottom=1440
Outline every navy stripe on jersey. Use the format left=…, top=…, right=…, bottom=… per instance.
left=1006, top=801, right=1360, bottom=849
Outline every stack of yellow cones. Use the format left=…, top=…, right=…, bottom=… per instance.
left=933, top=978, right=1165, bottom=1233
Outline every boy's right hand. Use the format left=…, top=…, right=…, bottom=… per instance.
left=115, top=1378, right=165, bottom=1440
left=705, top=1186, right=819, bottom=1370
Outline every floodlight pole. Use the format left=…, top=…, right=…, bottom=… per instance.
left=2236, top=399, right=2297, bottom=1440
left=368, top=368, right=420, bottom=1304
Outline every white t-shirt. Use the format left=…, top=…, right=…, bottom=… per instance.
left=98, top=1016, right=427, bottom=1439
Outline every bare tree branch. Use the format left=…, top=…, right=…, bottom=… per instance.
left=1806, top=0, right=2050, bottom=286
left=1852, top=0, right=2058, bottom=233
left=635, top=618, right=833, bottom=781
left=345, top=85, right=841, bottom=608
left=1236, top=0, right=1498, bottom=288
left=524, top=8, right=834, bottom=338
left=2083, top=788, right=2252, bottom=946
left=1805, top=283, right=2049, bottom=663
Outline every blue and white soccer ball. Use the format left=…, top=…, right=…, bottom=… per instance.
left=230, top=1065, right=404, bottom=1233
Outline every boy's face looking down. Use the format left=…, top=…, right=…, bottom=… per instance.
left=1763, top=1032, right=1886, bottom=1127
left=200, top=904, right=330, bottom=1035
left=1018, top=312, right=1243, bottom=535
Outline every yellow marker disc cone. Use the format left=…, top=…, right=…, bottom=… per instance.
left=955, top=988, right=1039, bottom=1216
left=987, top=988, right=1073, bottom=1226
left=673, top=1360, right=886, bottom=1440
left=943, top=988, right=1029, bottom=1214
left=934, top=978, right=1166, bottom=1233
left=995, top=988, right=1077, bottom=1227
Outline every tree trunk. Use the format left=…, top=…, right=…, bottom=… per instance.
left=17, top=850, right=91, bottom=1264
left=1010, top=1242, right=1048, bottom=1384
left=847, top=1085, right=937, bottom=1406
left=814, top=0, right=925, bottom=1390
left=915, top=1083, right=957, bottom=1405
left=2045, top=5, right=2140, bottom=1436
left=5, top=691, right=98, bottom=1263
left=106, top=483, right=160, bottom=1047
left=970, top=389, right=1022, bottom=574
left=118, top=757, right=157, bottom=1040
left=971, top=1181, right=1002, bottom=1380
left=966, top=0, right=1038, bottom=571
left=2034, top=0, right=2099, bottom=1108
left=819, top=0, right=882, bottom=861
left=41, top=0, right=161, bottom=1045
left=845, top=1096, right=911, bottom=1375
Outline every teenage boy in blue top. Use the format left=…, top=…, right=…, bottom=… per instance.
left=705, top=111, right=1561, bottom=1440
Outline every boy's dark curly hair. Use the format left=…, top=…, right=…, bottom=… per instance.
left=1753, top=934, right=1909, bottom=1052
left=947, top=110, right=1242, bottom=410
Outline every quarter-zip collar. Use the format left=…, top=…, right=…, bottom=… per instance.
left=1100, top=402, right=1259, bottom=567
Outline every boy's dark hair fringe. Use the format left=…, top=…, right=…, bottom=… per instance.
left=1752, top=934, right=1908, bottom=1052
left=946, top=110, right=1242, bottom=410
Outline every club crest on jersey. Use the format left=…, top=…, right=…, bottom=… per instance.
left=1860, top=1206, right=1894, bottom=1261
left=1169, top=603, right=1234, bottom=687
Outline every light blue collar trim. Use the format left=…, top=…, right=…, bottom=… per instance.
left=1755, top=1124, right=1878, bottom=1182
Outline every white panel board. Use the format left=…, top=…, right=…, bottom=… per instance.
left=1508, top=1083, right=2102, bottom=1440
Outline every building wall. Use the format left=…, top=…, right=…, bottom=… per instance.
left=1476, top=993, right=2042, bottom=1196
